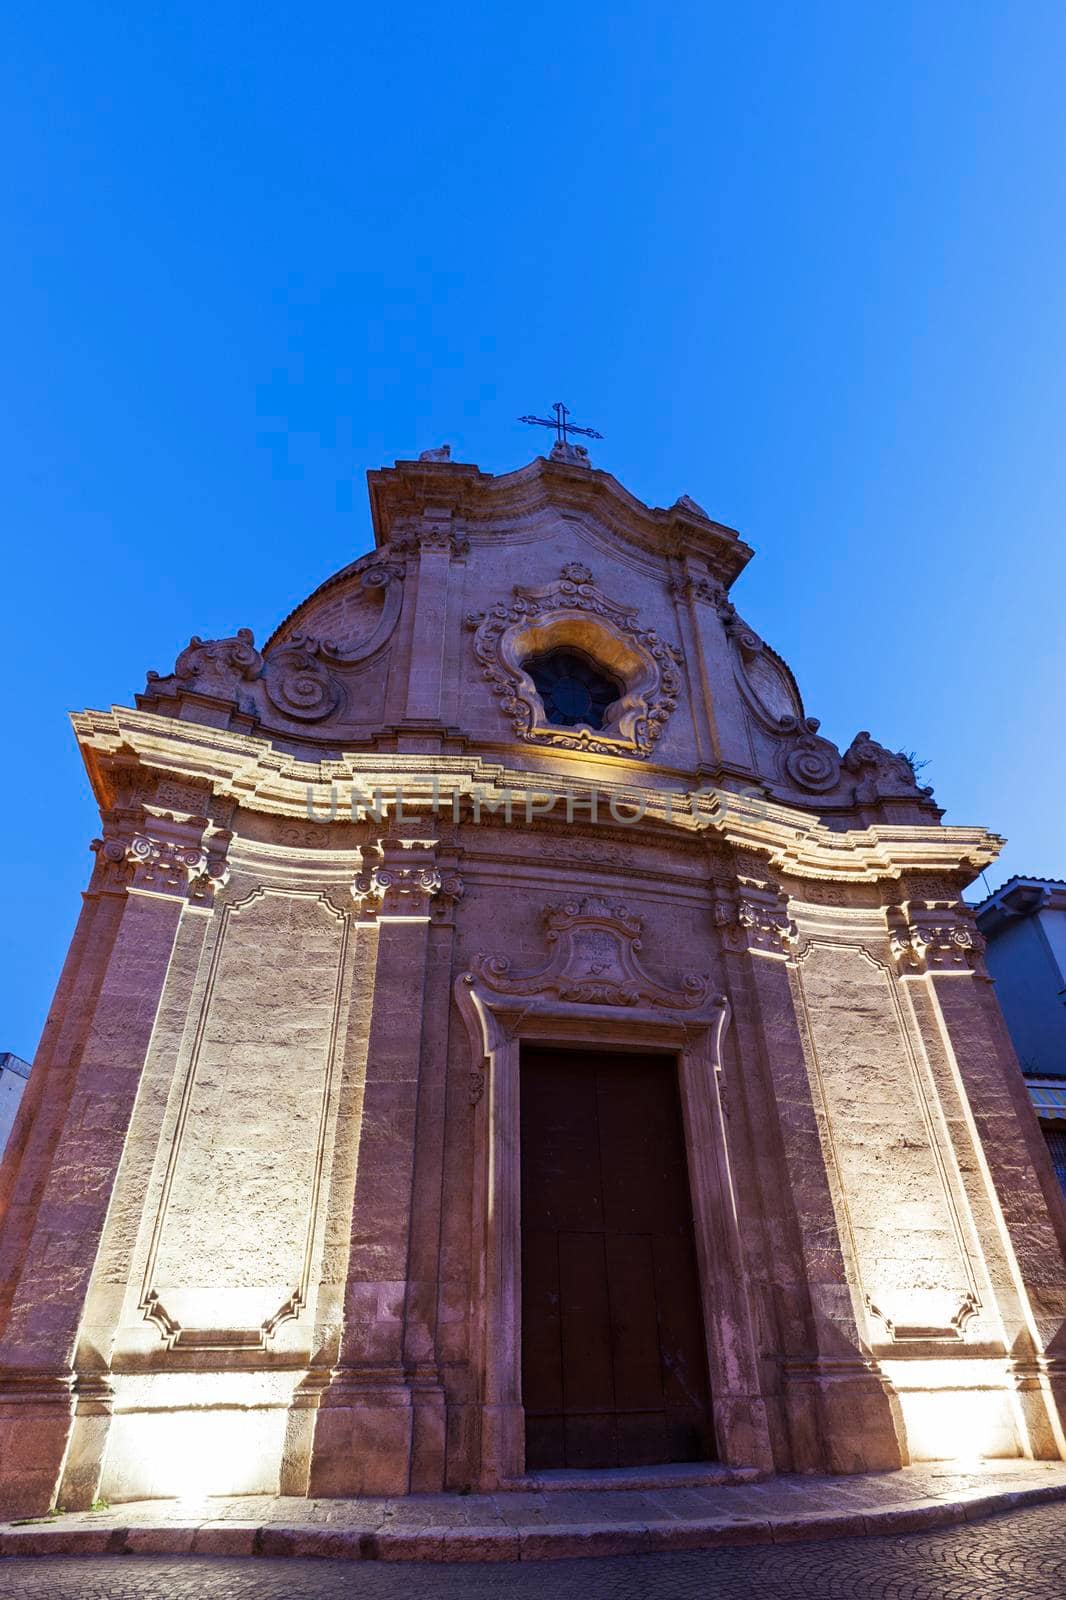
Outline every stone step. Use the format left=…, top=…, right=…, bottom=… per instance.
left=500, top=1461, right=764, bottom=1492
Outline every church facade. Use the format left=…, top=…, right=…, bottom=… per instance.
left=2, top=444, right=1066, bottom=1514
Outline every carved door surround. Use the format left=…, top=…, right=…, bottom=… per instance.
left=454, top=897, right=772, bottom=1485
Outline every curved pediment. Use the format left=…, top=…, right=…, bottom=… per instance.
left=367, top=453, right=754, bottom=586
left=137, top=552, right=404, bottom=742
left=265, top=550, right=403, bottom=656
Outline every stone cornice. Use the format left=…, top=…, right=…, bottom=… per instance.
left=367, top=456, right=753, bottom=586
left=688, top=789, right=1002, bottom=883
left=71, top=707, right=1002, bottom=886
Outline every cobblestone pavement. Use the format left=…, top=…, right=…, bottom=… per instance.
left=1, top=1501, right=1064, bottom=1598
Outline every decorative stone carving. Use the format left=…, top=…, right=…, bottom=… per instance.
left=865, top=1291, right=980, bottom=1343
left=88, top=835, right=133, bottom=895
left=728, top=615, right=807, bottom=731
left=844, top=732, right=935, bottom=804
left=549, top=439, right=590, bottom=466
left=153, top=779, right=211, bottom=815
left=670, top=571, right=729, bottom=607
left=899, top=873, right=960, bottom=903
left=466, top=565, right=683, bottom=759
left=262, top=634, right=342, bottom=722
left=714, top=897, right=797, bottom=956
left=419, top=444, right=452, bottom=462
left=731, top=846, right=781, bottom=892
left=351, top=557, right=406, bottom=596
left=890, top=921, right=986, bottom=975
left=437, top=868, right=465, bottom=902
left=143, top=627, right=263, bottom=703
left=88, top=812, right=229, bottom=905
left=553, top=837, right=628, bottom=866
left=783, top=728, right=843, bottom=793
left=188, top=832, right=233, bottom=906
left=351, top=837, right=463, bottom=919
left=802, top=881, right=848, bottom=907
left=472, top=895, right=710, bottom=1009
left=267, top=556, right=404, bottom=668
left=127, top=832, right=208, bottom=895
left=389, top=521, right=470, bottom=558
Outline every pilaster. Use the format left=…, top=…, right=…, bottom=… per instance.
left=710, top=853, right=905, bottom=1473
left=309, top=833, right=462, bottom=1496
left=390, top=506, right=468, bottom=740
left=0, top=805, right=230, bottom=1517
left=891, top=892, right=1066, bottom=1459
left=670, top=562, right=759, bottom=779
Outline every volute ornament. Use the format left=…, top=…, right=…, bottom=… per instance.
left=890, top=921, right=986, bottom=975
left=714, top=897, right=798, bottom=957
left=88, top=812, right=230, bottom=906
left=783, top=727, right=842, bottom=793
left=144, top=627, right=263, bottom=703
left=351, top=837, right=464, bottom=919
left=263, top=633, right=342, bottom=722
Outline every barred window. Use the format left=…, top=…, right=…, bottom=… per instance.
left=1043, top=1126, right=1066, bottom=1196
left=524, top=647, right=623, bottom=732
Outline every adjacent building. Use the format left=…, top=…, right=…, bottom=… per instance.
left=2, top=443, right=1066, bottom=1518
left=0, top=1054, right=29, bottom=1158
left=975, top=877, right=1066, bottom=1193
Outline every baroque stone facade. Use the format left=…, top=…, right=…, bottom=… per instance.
left=2, top=448, right=1066, bottom=1513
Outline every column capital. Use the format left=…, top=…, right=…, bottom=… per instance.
left=351, top=835, right=464, bottom=920
left=889, top=917, right=987, bottom=976
left=88, top=809, right=231, bottom=908
left=713, top=891, right=797, bottom=957
left=390, top=508, right=470, bottom=560
left=887, top=901, right=988, bottom=977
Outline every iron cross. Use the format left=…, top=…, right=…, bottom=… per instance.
left=518, top=401, right=603, bottom=446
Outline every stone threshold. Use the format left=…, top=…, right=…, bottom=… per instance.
left=4, top=1464, right=1066, bottom=1564
left=500, top=1461, right=764, bottom=1492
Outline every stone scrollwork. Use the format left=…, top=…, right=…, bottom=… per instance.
left=466, top=565, right=684, bottom=759
left=890, top=920, right=986, bottom=975
left=187, top=834, right=233, bottom=905
left=142, top=627, right=264, bottom=705
left=783, top=729, right=842, bottom=794
left=472, top=894, right=711, bottom=1009
left=844, top=731, right=936, bottom=804
left=359, top=557, right=405, bottom=590
left=670, top=571, right=729, bottom=609
left=351, top=837, right=464, bottom=919
left=263, top=633, right=342, bottom=722
left=714, top=896, right=798, bottom=957
left=727, top=613, right=806, bottom=732
left=173, top=627, right=263, bottom=684
left=127, top=832, right=209, bottom=894
left=89, top=812, right=231, bottom=906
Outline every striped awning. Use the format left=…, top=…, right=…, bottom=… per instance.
left=1028, top=1081, right=1066, bottom=1120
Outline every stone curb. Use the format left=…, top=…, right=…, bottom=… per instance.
left=2, top=1481, right=1066, bottom=1563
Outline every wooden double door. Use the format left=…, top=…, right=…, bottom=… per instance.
left=520, top=1048, right=714, bottom=1470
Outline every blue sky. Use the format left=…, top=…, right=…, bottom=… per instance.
left=3, top=2, right=1065, bottom=1058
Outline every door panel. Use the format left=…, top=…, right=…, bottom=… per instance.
left=520, top=1048, right=714, bottom=1470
